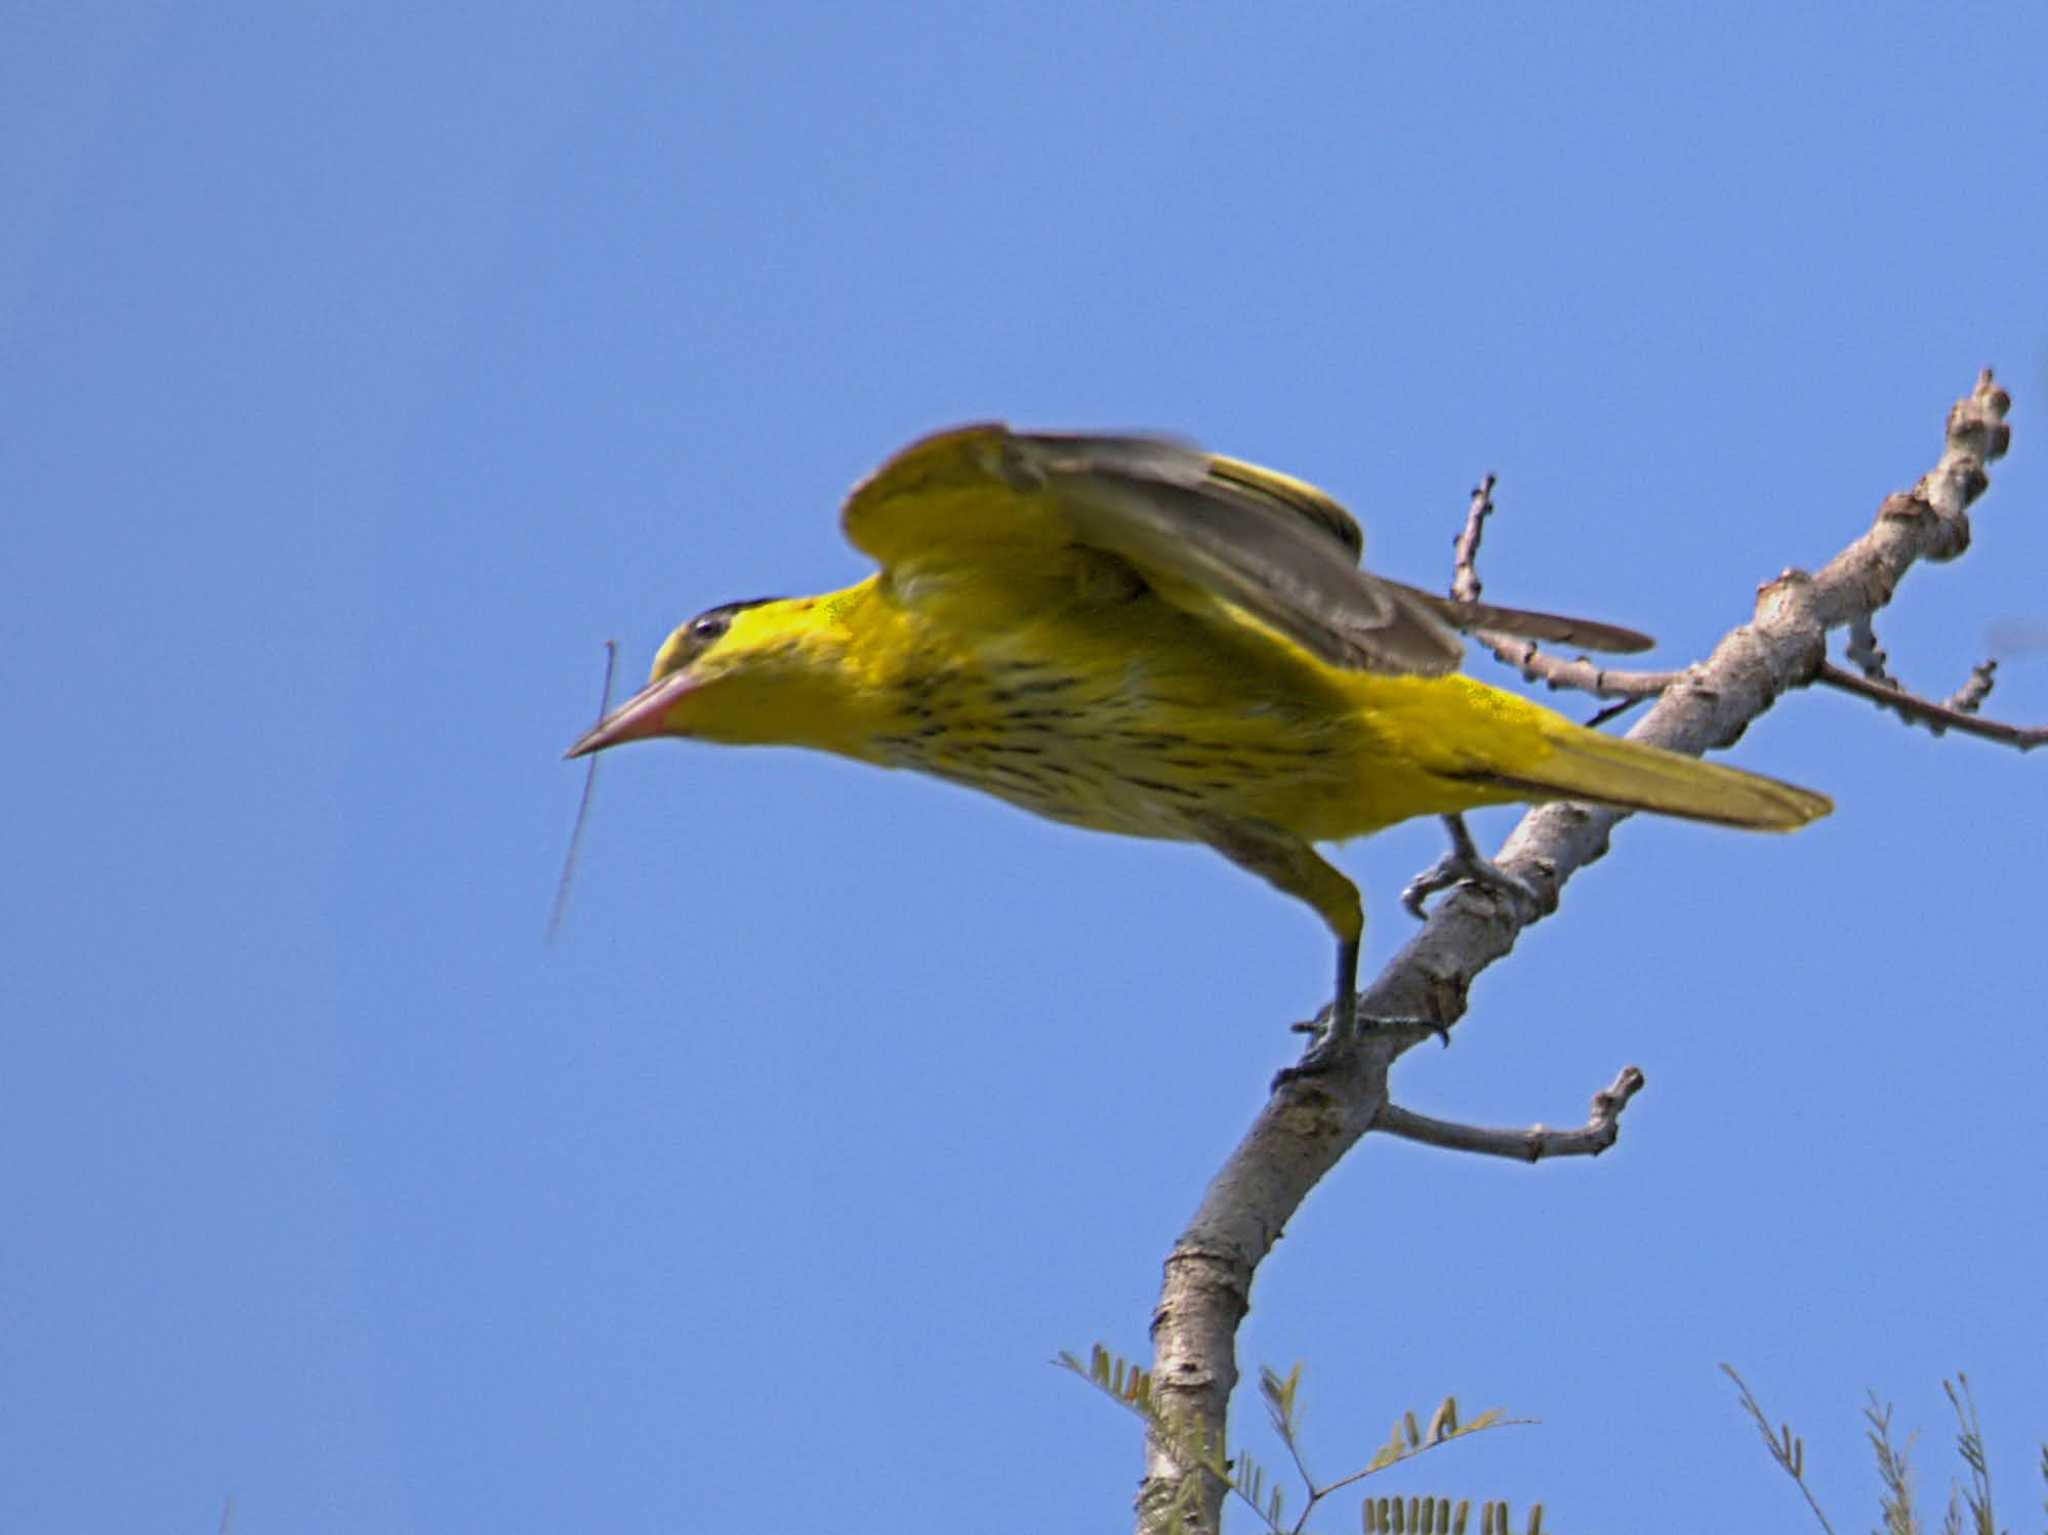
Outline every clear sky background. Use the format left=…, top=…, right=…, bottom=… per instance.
left=5, top=5, right=2044, bottom=1532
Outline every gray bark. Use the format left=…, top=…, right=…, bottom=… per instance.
left=1135, top=371, right=2014, bottom=1535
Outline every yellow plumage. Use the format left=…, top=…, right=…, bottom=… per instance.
left=571, top=424, right=1829, bottom=1052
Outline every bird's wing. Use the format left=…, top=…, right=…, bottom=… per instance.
left=841, top=424, right=1651, bottom=677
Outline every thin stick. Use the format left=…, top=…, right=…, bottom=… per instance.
left=548, top=640, right=620, bottom=941
left=1449, top=474, right=1496, bottom=604
left=1376, top=1066, right=1646, bottom=1162
left=1451, top=472, right=1685, bottom=701
left=1815, top=661, right=2045, bottom=749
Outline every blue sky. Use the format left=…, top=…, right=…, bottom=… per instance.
left=5, top=5, right=2044, bottom=1531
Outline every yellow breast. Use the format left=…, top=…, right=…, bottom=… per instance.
left=846, top=567, right=1529, bottom=845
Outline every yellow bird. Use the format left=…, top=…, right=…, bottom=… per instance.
left=569, top=425, right=1829, bottom=1061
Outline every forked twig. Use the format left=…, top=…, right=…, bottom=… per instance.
left=1453, top=472, right=1685, bottom=700
left=1816, top=662, right=2044, bottom=750
left=1377, top=1066, right=1645, bottom=1162
left=1139, top=373, right=2018, bottom=1535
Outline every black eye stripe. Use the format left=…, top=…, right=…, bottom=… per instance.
left=688, top=596, right=782, bottom=635
left=662, top=595, right=787, bottom=673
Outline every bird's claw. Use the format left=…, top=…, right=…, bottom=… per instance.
left=1401, top=853, right=1539, bottom=918
left=1274, top=1008, right=1451, bottom=1090
left=1401, top=815, right=1542, bottom=922
left=1399, top=856, right=1460, bottom=918
left=1273, top=1029, right=1351, bottom=1087
left=1276, top=1000, right=1352, bottom=1085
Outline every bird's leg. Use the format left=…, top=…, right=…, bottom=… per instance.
left=1278, top=935, right=1362, bottom=1077
left=1194, top=818, right=1365, bottom=1048
left=1277, top=932, right=1453, bottom=1084
left=1194, top=818, right=1449, bottom=1083
left=1331, top=934, right=1358, bottom=1040
left=1401, top=813, right=1541, bottom=921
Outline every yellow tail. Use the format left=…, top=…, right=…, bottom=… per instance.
left=1473, top=718, right=1831, bottom=831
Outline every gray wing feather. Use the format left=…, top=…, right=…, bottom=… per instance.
left=1386, top=581, right=1655, bottom=654
left=1001, top=432, right=1652, bottom=675
left=1007, top=434, right=1466, bottom=675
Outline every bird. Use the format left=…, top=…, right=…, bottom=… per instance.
left=568, top=424, right=1830, bottom=1066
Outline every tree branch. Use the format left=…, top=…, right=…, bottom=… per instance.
left=1825, top=611, right=2035, bottom=743
left=1376, top=1066, right=1646, bottom=1162
left=1843, top=615, right=1902, bottom=686
left=1449, top=474, right=1496, bottom=604
left=1816, top=657, right=2041, bottom=748
left=1453, top=468, right=1686, bottom=700
left=1136, top=371, right=2015, bottom=1535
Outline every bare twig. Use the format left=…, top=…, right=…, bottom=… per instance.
left=1815, top=662, right=2044, bottom=750
left=1831, top=615, right=2018, bottom=742
left=1137, top=372, right=2015, bottom=1535
left=1585, top=694, right=1650, bottom=729
left=1844, top=616, right=1899, bottom=687
left=1450, top=474, right=1495, bottom=604
left=548, top=639, right=620, bottom=940
left=1945, top=658, right=1998, bottom=715
left=1377, top=1066, right=1645, bottom=1162
left=1452, top=471, right=1687, bottom=699
left=1474, top=636, right=1683, bottom=700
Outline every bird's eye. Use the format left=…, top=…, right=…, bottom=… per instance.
left=691, top=614, right=730, bottom=642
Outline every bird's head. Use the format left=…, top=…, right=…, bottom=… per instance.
left=566, top=595, right=847, bottom=757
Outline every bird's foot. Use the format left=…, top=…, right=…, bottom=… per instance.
left=1276, top=1006, right=1450, bottom=1089
left=1401, top=814, right=1542, bottom=922
left=1279, top=991, right=1357, bottom=1085
left=1276, top=1009, right=1353, bottom=1085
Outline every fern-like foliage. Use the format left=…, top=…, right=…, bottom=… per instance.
left=1723, top=1364, right=1839, bottom=1534
left=1360, top=1494, right=1546, bottom=1532
left=1728, top=1365, right=2044, bottom=1535
left=1865, top=1393, right=1919, bottom=1535
left=1941, top=1374, right=1996, bottom=1535
left=1059, top=1344, right=1536, bottom=1534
